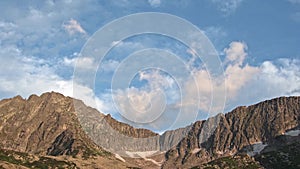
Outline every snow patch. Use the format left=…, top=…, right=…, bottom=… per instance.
left=125, top=151, right=162, bottom=166
left=144, top=158, right=163, bottom=166
left=284, top=129, right=300, bottom=136
left=247, top=142, right=268, bottom=156
left=115, top=154, right=125, bottom=162
left=125, top=150, right=158, bottom=158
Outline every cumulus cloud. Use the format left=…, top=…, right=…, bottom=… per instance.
left=0, top=46, right=72, bottom=98
left=181, top=41, right=300, bottom=116
left=1, top=38, right=299, bottom=131
left=112, top=70, right=177, bottom=123
left=180, top=41, right=258, bottom=114
left=0, top=45, right=107, bottom=113
left=94, top=40, right=299, bottom=130
left=223, top=42, right=259, bottom=98
left=0, top=1, right=298, bottom=130
left=255, top=59, right=300, bottom=95
left=63, top=18, right=86, bottom=35
left=224, top=41, right=247, bottom=66
left=222, top=44, right=300, bottom=110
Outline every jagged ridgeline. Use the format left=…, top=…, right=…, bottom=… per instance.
left=0, top=92, right=299, bottom=169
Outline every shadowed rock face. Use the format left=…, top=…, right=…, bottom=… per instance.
left=47, top=129, right=74, bottom=156
left=162, top=96, right=300, bottom=168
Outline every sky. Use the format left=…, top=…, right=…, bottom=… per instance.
left=0, top=0, right=299, bottom=132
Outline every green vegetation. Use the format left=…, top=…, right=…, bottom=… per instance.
left=0, top=149, right=78, bottom=169
left=191, top=154, right=261, bottom=169
left=80, top=146, right=112, bottom=160
left=255, top=142, right=300, bottom=169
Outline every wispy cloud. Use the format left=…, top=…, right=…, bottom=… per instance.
left=63, top=56, right=96, bottom=70
left=210, top=0, right=244, bottom=15
left=288, top=0, right=300, bottom=4
left=148, top=0, right=161, bottom=7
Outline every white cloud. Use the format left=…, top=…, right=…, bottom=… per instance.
left=224, top=58, right=300, bottom=110
left=63, top=18, right=86, bottom=35
left=0, top=46, right=71, bottom=98
left=182, top=41, right=300, bottom=115
left=0, top=2, right=93, bottom=58
left=0, top=45, right=103, bottom=111
left=114, top=87, right=165, bottom=123
left=138, top=70, right=174, bottom=89
left=111, top=40, right=123, bottom=47
left=112, top=70, right=177, bottom=124
left=180, top=41, right=258, bottom=114
left=258, top=59, right=300, bottom=96
left=63, top=56, right=96, bottom=70
left=225, top=64, right=259, bottom=98
left=148, top=0, right=161, bottom=7
left=224, top=41, right=247, bottom=66
left=94, top=40, right=299, bottom=130
left=63, top=56, right=120, bottom=73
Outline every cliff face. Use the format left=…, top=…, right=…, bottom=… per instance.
left=162, top=96, right=300, bottom=168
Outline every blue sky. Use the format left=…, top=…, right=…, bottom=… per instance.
left=0, top=0, right=299, bottom=132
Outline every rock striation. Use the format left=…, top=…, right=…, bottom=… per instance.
left=162, top=96, right=300, bottom=168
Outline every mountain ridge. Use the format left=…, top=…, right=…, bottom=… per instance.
left=0, top=92, right=299, bottom=168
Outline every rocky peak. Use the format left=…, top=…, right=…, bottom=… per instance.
left=0, top=92, right=103, bottom=157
